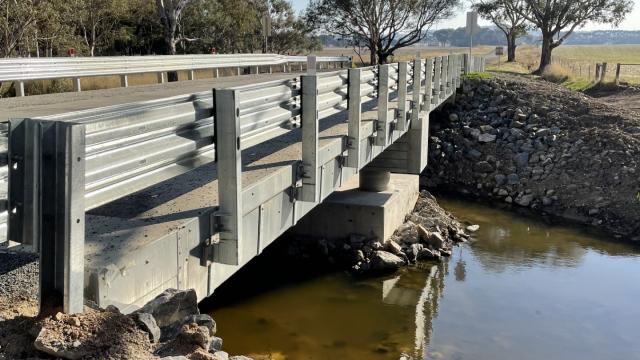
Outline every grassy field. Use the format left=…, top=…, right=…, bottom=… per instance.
left=317, top=46, right=493, bottom=65
left=487, top=44, right=640, bottom=87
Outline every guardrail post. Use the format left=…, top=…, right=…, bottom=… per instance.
left=16, top=81, right=25, bottom=97
left=157, top=72, right=166, bottom=84
left=423, top=59, right=433, bottom=112
left=188, top=70, right=195, bottom=81
left=375, top=64, right=390, bottom=147
left=442, top=56, right=449, bottom=96
left=615, top=63, right=621, bottom=85
left=432, top=57, right=441, bottom=105
left=347, top=68, right=362, bottom=170
left=215, top=68, right=220, bottom=78
left=411, top=59, right=422, bottom=125
left=120, top=75, right=129, bottom=88
left=37, top=121, right=86, bottom=314
left=300, top=74, right=319, bottom=202
left=213, top=89, right=242, bottom=265
left=8, top=118, right=39, bottom=250
left=73, top=78, right=81, bottom=93
left=237, top=67, right=241, bottom=76
left=307, top=55, right=317, bottom=75
left=269, top=66, right=273, bottom=74
left=397, top=62, right=409, bottom=131
left=440, top=57, right=447, bottom=100
left=463, top=54, right=469, bottom=75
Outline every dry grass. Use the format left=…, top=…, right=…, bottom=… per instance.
left=540, top=63, right=570, bottom=83
left=317, top=46, right=493, bottom=66
left=489, top=44, right=640, bottom=85
left=5, top=66, right=286, bottom=97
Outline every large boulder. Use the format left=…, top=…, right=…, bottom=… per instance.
left=369, top=251, right=405, bottom=272
left=135, top=289, right=199, bottom=328
left=132, top=312, right=161, bottom=343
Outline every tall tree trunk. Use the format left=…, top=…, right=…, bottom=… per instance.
left=166, top=36, right=178, bottom=82
left=369, top=41, right=377, bottom=65
left=536, top=33, right=553, bottom=74
left=507, top=33, right=516, bottom=62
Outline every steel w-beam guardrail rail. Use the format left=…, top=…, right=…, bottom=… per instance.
left=5, top=54, right=484, bottom=313
left=0, top=54, right=351, bottom=97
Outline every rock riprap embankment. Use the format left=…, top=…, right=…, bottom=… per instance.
left=286, top=190, right=470, bottom=274
left=424, top=74, right=640, bottom=240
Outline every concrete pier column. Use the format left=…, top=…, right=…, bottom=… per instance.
left=359, top=168, right=391, bottom=192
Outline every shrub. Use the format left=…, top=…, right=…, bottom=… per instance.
left=541, top=63, right=570, bottom=83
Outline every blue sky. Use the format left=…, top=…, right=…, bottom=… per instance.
left=290, top=0, right=640, bottom=31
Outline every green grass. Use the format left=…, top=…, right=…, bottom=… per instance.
left=561, top=78, right=596, bottom=91
left=465, top=72, right=494, bottom=80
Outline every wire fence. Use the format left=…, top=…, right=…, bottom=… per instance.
left=551, top=58, right=640, bottom=85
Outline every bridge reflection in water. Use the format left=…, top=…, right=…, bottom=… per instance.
left=206, top=196, right=640, bottom=360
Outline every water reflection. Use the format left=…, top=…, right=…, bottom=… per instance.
left=205, top=197, right=640, bottom=360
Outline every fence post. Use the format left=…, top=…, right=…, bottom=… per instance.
left=615, top=63, right=621, bottom=85
left=375, top=64, right=390, bottom=147
left=37, top=122, right=86, bottom=314
left=601, top=62, right=607, bottom=82
left=347, top=68, right=362, bottom=170
left=212, top=89, right=242, bottom=266
left=411, top=59, right=423, bottom=126
left=397, top=62, right=409, bottom=131
left=300, top=74, right=320, bottom=202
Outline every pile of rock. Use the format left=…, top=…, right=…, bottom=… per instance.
left=286, top=191, right=469, bottom=275
left=28, top=289, right=251, bottom=360
left=425, top=74, right=640, bottom=240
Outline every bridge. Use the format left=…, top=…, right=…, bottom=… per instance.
left=0, top=53, right=485, bottom=314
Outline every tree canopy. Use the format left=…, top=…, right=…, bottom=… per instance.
left=305, top=0, right=460, bottom=64
left=0, top=0, right=319, bottom=58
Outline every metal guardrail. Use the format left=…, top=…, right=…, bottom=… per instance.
left=0, top=54, right=351, bottom=97
left=5, top=54, right=485, bottom=312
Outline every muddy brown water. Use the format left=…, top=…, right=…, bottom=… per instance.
left=205, top=197, right=640, bottom=360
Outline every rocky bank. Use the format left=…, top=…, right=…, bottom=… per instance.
left=286, top=190, right=471, bottom=274
left=425, top=74, right=640, bottom=240
left=0, top=287, right=252, bottom=360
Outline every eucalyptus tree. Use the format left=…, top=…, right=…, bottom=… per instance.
left=518, top=0, right=633, bottom=72
left=305, top=0, right=459, bottom=64
left=472, top=0, right=528, bottom=62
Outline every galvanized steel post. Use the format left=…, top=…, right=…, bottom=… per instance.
left=397, top=62, right=409, bottom=131
left=300, top=74, right=319, bottom=202
left=346, top=68, right=362, bottom=170
left=375, top=64, right=390, bottom=147
left=411, top=59, right=422, bottom=125
left=38, top=122, right=86, bottom=314
left=213, top=89, right=242, bottom=265
left=432, top=57, right=441, bottom=105
left=423, top=59, right=433, bottom=112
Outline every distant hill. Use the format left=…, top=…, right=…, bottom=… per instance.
left=319, top=30, right=640, bottom=48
